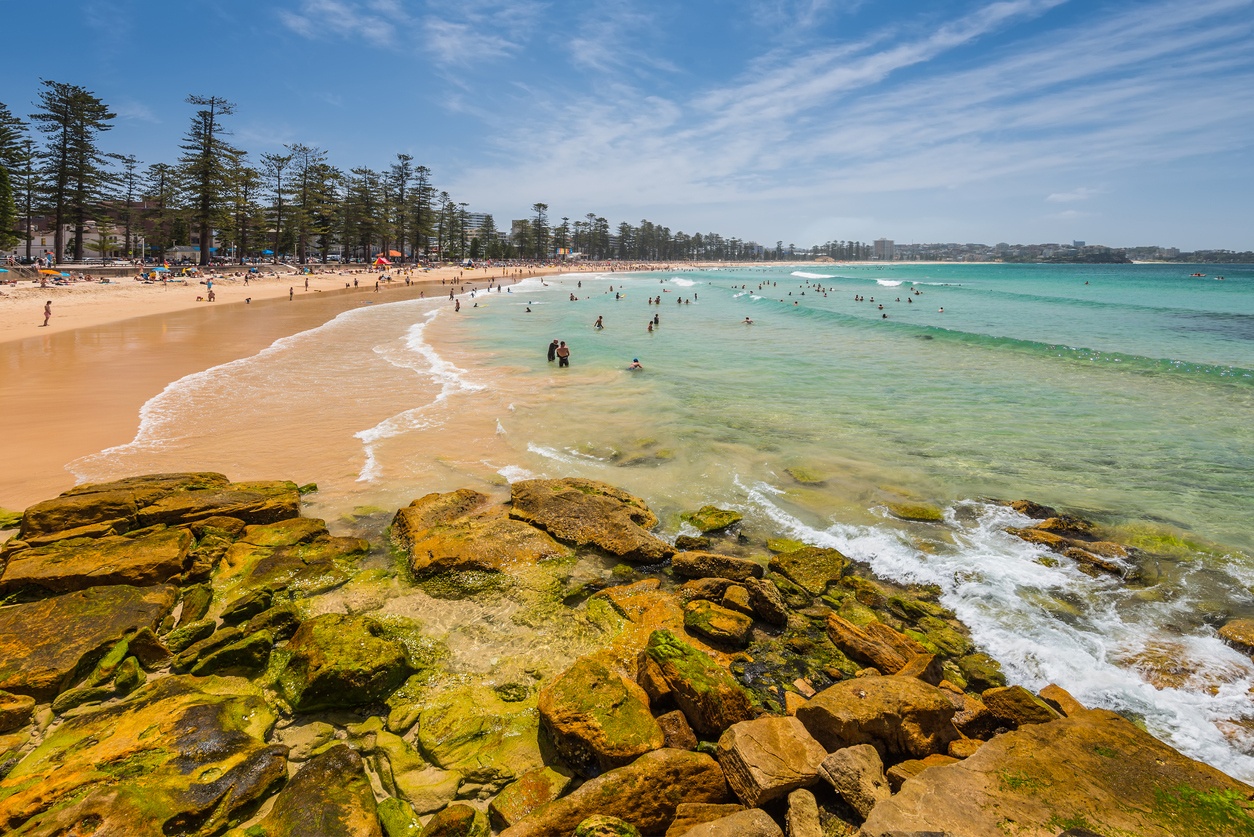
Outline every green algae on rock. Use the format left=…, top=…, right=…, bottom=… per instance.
left=767, top=546, right=849, bottom=595
left=679, top=506, right=743, bottom=534
left=274, top=613, right=415, bottom=712
left=643, top=630, right=754, bottom=737
left=683, top=599, right=754, bottom=647
left=490, top=766, right=576, bottom=830
left=509, top=478, right=673, bottom=564
left=885, top=501, right=945, bottom=522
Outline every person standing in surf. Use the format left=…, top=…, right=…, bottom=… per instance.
left=556, top=341, right=570, bottom=368
left=548, top=339, right=559, bottom=362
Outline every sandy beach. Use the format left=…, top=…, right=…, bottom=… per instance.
left=0, top=261, right=655, bottom=511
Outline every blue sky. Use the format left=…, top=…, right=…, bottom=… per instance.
left=2, top=0, right=1252, bottom=250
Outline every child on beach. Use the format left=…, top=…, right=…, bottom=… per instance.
left=42, top=301, right=51, bottom=327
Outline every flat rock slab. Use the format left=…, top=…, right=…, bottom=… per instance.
left=0, top=675, right=285, bottom=836
left=682, top=808, right=784, bottom=837
left=795, top=675, right=957, bottom=760
left=0, top=527, right=192, bottom=595
left=499, top=748, right=733, bottom=837
left=672, top=551, right=764, bottom=581
left=717, top=716, right=827, bottom=807
left=509, top=478, right=673, bottom=563
left=860, top=708, right=1254, bottom=837
left=275, top=613, right=414, bottom=712
left=0, top=584, right=176, bottom=699
left=767, top=546, right=849, bottom=595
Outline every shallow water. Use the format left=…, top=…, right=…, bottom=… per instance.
left=72, top=263, right=1254, bottom=780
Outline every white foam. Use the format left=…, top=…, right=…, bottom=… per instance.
left=876, top=279, right=904, bottom=287
left=735, top=479, right=1254, bottom=781
left=792, top=271, right=834, bottom=280
left=497, top=464, right=534, bottom=483
left=669, top=277, right=696, bottom=287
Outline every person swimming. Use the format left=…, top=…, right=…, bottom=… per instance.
left=628, top=358, right=643, bottom=370
left=743, top=316, right=753, bottom=324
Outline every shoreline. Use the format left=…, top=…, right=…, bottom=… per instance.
left=0, top=262, right=670, bottom=511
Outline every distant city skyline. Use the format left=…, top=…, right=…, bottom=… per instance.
left=2, top=0, right=1251, bottom=251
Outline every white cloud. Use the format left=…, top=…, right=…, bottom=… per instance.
left=277, top=0, right=411, bottom=47
left=114, top=99, right=159, bottom=124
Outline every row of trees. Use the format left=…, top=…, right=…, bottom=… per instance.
left=0, top=81, right=871, bottom=266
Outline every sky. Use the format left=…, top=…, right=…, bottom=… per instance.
left=2, top=0, right=1252, bottom=251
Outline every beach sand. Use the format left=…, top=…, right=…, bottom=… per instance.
left=0, top=262, right=646, bottom=510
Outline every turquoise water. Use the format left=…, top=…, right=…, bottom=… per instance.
left=74, top=262, right=1254, bottom=779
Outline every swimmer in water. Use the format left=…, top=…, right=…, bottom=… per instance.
left=743, top=316, right=753, bottom=324
left=627, top=358, right=643, bottom=370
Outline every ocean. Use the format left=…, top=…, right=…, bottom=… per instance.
left=72, top=262, right=1254, bottom=779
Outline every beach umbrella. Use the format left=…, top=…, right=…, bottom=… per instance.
left=39, top=269, right=61, bottom=275
left=263, top=250, right=274, bottom=255
left=152, top=266, right=169, bottom=272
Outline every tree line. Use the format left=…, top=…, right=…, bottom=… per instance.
left=0, top=82, right=873, bottom=266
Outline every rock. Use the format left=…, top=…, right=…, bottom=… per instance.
left=217, top=523, right=367, bottom=595
left=113, top=656, right=145, bottom=694
left=1007, top=500, right=1058, bottom=519
left=723, top=584, right=754, bottom=615
left=218, top=587, right=273, bottom=624
left=421, top=803, right=490, bottom=837
left=173, top=625, right=244, bottom=672
left=685, top=600, right=754, bottom=647
left=657, top=709, right=698, bottom=750
left=785, top=788, right=822, bottom=837
left=374, top=728, right=462, bottom=815
left=499, top=748, right=732, bottom=837
left=675, top=535, right=712, bottom=551
left=164, top=617, right=216, bottom=653
left=672, top=551, right=764, bottom=581
left=784, top=467, right=826, bottom=486
left=490, top=767, right=576, bottom=830
left=275, top=613, right=414, bottom=712
left=796, top=675, right=958, bottom=760
left=393, top=490, right=571, bottom=577
left=233, top=744, right=382, bottom=837
left=951, top=693, right=1004, bottom=740
left=1038, top=683, right=1085, bottom=716
left=948, top=738, right=983, bottom=758
left=681, top=808, right=783, bottom=837
left=0, top=527, right=192, bottom=595
left=574, top=815, right=642, bottom=836
left=716, top=716, right=827, bottom=807
left=860, top=708, right=1254, bottom=837
left=538, top=657, right=664, bottom=777
left=825, top=613, right=926, bottom=674
left=956, top=653, right=1005, bottom=692
left=275, top=721, right=338, bottom=761
left=896, top=653, right=944, bottom=686
left=644, top=630, right=755, bottom=737
left=509, top=478, right=674, bottom=564
left=981, top=685, right=1062, bottom=728
left=0, top=508, right=22, bottom=529
left=51, top=683, right=116, bottom=715
left=126, top=626, right=171, bottom=666
left=0, top=584, right=176, bottom=700
left=1033, top=516, right=1096, bottom=539
left=884, top=754, right=959, bottom=792
left=416, top=684, right=545, bottom=793
left=742, top=578, right=789, bottom=627
left=245, top=603, right=302, bottom=642
left=767, top=546, right=848, bottom=595
left=680, top=506, right=744, bottom=533
left=0, top=691, right=36, bottom=734
left=176, top=583, right=214, bottom=626
left=0, top=675, right=285, bottom=836
left=818, top=744, right=891, bottom=820
left=189, top=629, right=274, bottom=677
left=637, top=651, right=674, bottom=705
left=885, top=502, right=945, bottom=523
left=378, top=796, right=424, bottom=837
left=1219, top=618, right=1254, bottom=655
left=665, top=803, right=746, bottom=836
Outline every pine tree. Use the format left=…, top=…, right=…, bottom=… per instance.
left=179, top=95, right=237, bottom=265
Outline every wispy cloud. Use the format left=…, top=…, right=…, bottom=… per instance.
left=423, top=0, right=543, bottom=66
left=1047, top=187, right=1100, bottom=203
left=567, top=1, right=679, bottom=77
left=113, top=99, right=159, bottom=124
left=277, top=0, right=412, bottom=47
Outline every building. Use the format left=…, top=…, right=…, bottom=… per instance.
left=874, top=238, right=894, bottom=261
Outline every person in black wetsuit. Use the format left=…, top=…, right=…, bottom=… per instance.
left=548, top=339, right=559, bottom=362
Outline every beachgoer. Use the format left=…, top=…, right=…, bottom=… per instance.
left=938, top=307, right=944, bottom=313
left=289, top=287, right=293, bottom=301
left=42, top=300, right=51, bottom=327
left=548, top=339, right=559, bottom=362
left=628, top=358, right=643, bottom=370
left=305, top=277, right=309, bottom=291
left=743, top=316, right=753, bottom=324
left=455, top=299, right=461, bottom=312
left=556, top=341, right=570, bottom=368
left=647, top=322, right=653, bottom=332
left=653, top=314, right=659, bottom=326
left=594, top=315, right=604, bottom=330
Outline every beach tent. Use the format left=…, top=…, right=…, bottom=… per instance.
left=373, top=256, right=391, bottom=266
left=386, top=250, right=401, bottom=258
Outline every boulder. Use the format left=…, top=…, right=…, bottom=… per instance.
left=886, top=502, right=945, bottom=523
left=393, top=490, right=571, bottom=577
left=217, top=527, right=367, bottom=595
left=228, top=744, right=382, bottom=837
left=767, top=546, right=848, bottom=595
left=818, top=744, right=891, bottom=820
left=0, top=675, right=285, bottom=836
left=948, top=738, right=984, bottom=759
left=137, top=478, right=302, bottom=529
left=681, top=808, right=783, bottom=837
left=499, top=748, right=732, bottom=837
left=509, top=478, right=673, bottom=564
left=421, top=803, right=490, bottom=837
left=785, top=788, right=822, bottom=837
left=275, top=613, right=414, bottom=712
left=680, top=506, right=744, bottom=533
left=189, top=629, right=274, bottom=677
left=980, top=685, right=1062, bottom=728
left=1038, top=683, right=1085, bottom=716
left=0, top=527, right=192, bottom=595
left=671, top=551, right=764, bottom=581
left=664, top=803, right=745, bottom=836
left=1007, top=500, right=1058, bottom=519
left=0, top=691, right=36, bottom=733
left=860, top=708, right=1254, bottom=837
left=490, top=767, right=576, bottom=830
left=716, top=716, right=827, bottom=807
left=538, top=657, right=664, bottom=777
left=1219, top=618, right=1254, bottom=655
left=795, top=675, right=958, bottom=760
left=657, top=709, right=698, bottom=750
left=0, top=584, right=176, bottom=699
left=416, top=685, right=545, bottom=793
left=369, top=728, right=460, bottom=815
left=884, top=753, right=959, bottom=792
left=825, top=613, right=926, bottom=674
left=684, top=600, right=754, bottom=647
left=643, top=630, right=755, bottom=737
left=956, top=653, right=1005, bottom=692
left=176, top=583, right=214, bottom=626
left=742, top=578, right=789, bottom=626
left=378, top=797, right=423, bottom=837
left=164, top=617, right=217, bottom=654
left=218, top=587, right=273, bottom=624
left=723, top=584, right=753, bottom=615
left=574, top=815, right=642, bottom=837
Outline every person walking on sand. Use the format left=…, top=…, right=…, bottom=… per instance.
left=556, top=341, right=570, bottom=368
left=548, top=339, right=559, bottom=362
left=42, top=300, right=51, bottom=327
left=289, top=287, right=294, bottom=301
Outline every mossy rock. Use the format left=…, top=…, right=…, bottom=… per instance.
left=768, top=546, right=849, bottom=595
left=417, top=570, right=512, bottom=601
left=0, top=508, right=23, bottom=530
left=574, top=815, right=643, bottom=836
left=958, top=653, right=1006, bottom=691
left=916, top=616, right=973, bottom=657
left=768, top=573, right=812, bottom=609
left=683, top=600, right=753, bottom=648
left=644, top=629, right=754, bottom=737
left=886, top=502, right=946, bottom=523
left=766, top=537, right=806, bottom=554
left=416, top=683, right=545, bottom=792
left=784, top=467, right=826, bottom=486
left=377, top=796, right=422, bottom=837
left=165, top=617, right=216, bottom=653
left=680, top=506, right=743, bottom=534
left=888, top=594, right=948, bottom=622
left=421, top=803, right=489, bottom=837
left=113, top=657, right=145, bottom=694
left=275, top=613, right=415, bottom=712
left=489, top=766, right=576, bottom=830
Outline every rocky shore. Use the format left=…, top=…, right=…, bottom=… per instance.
left=1, top=473, right=1251, bottom=836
